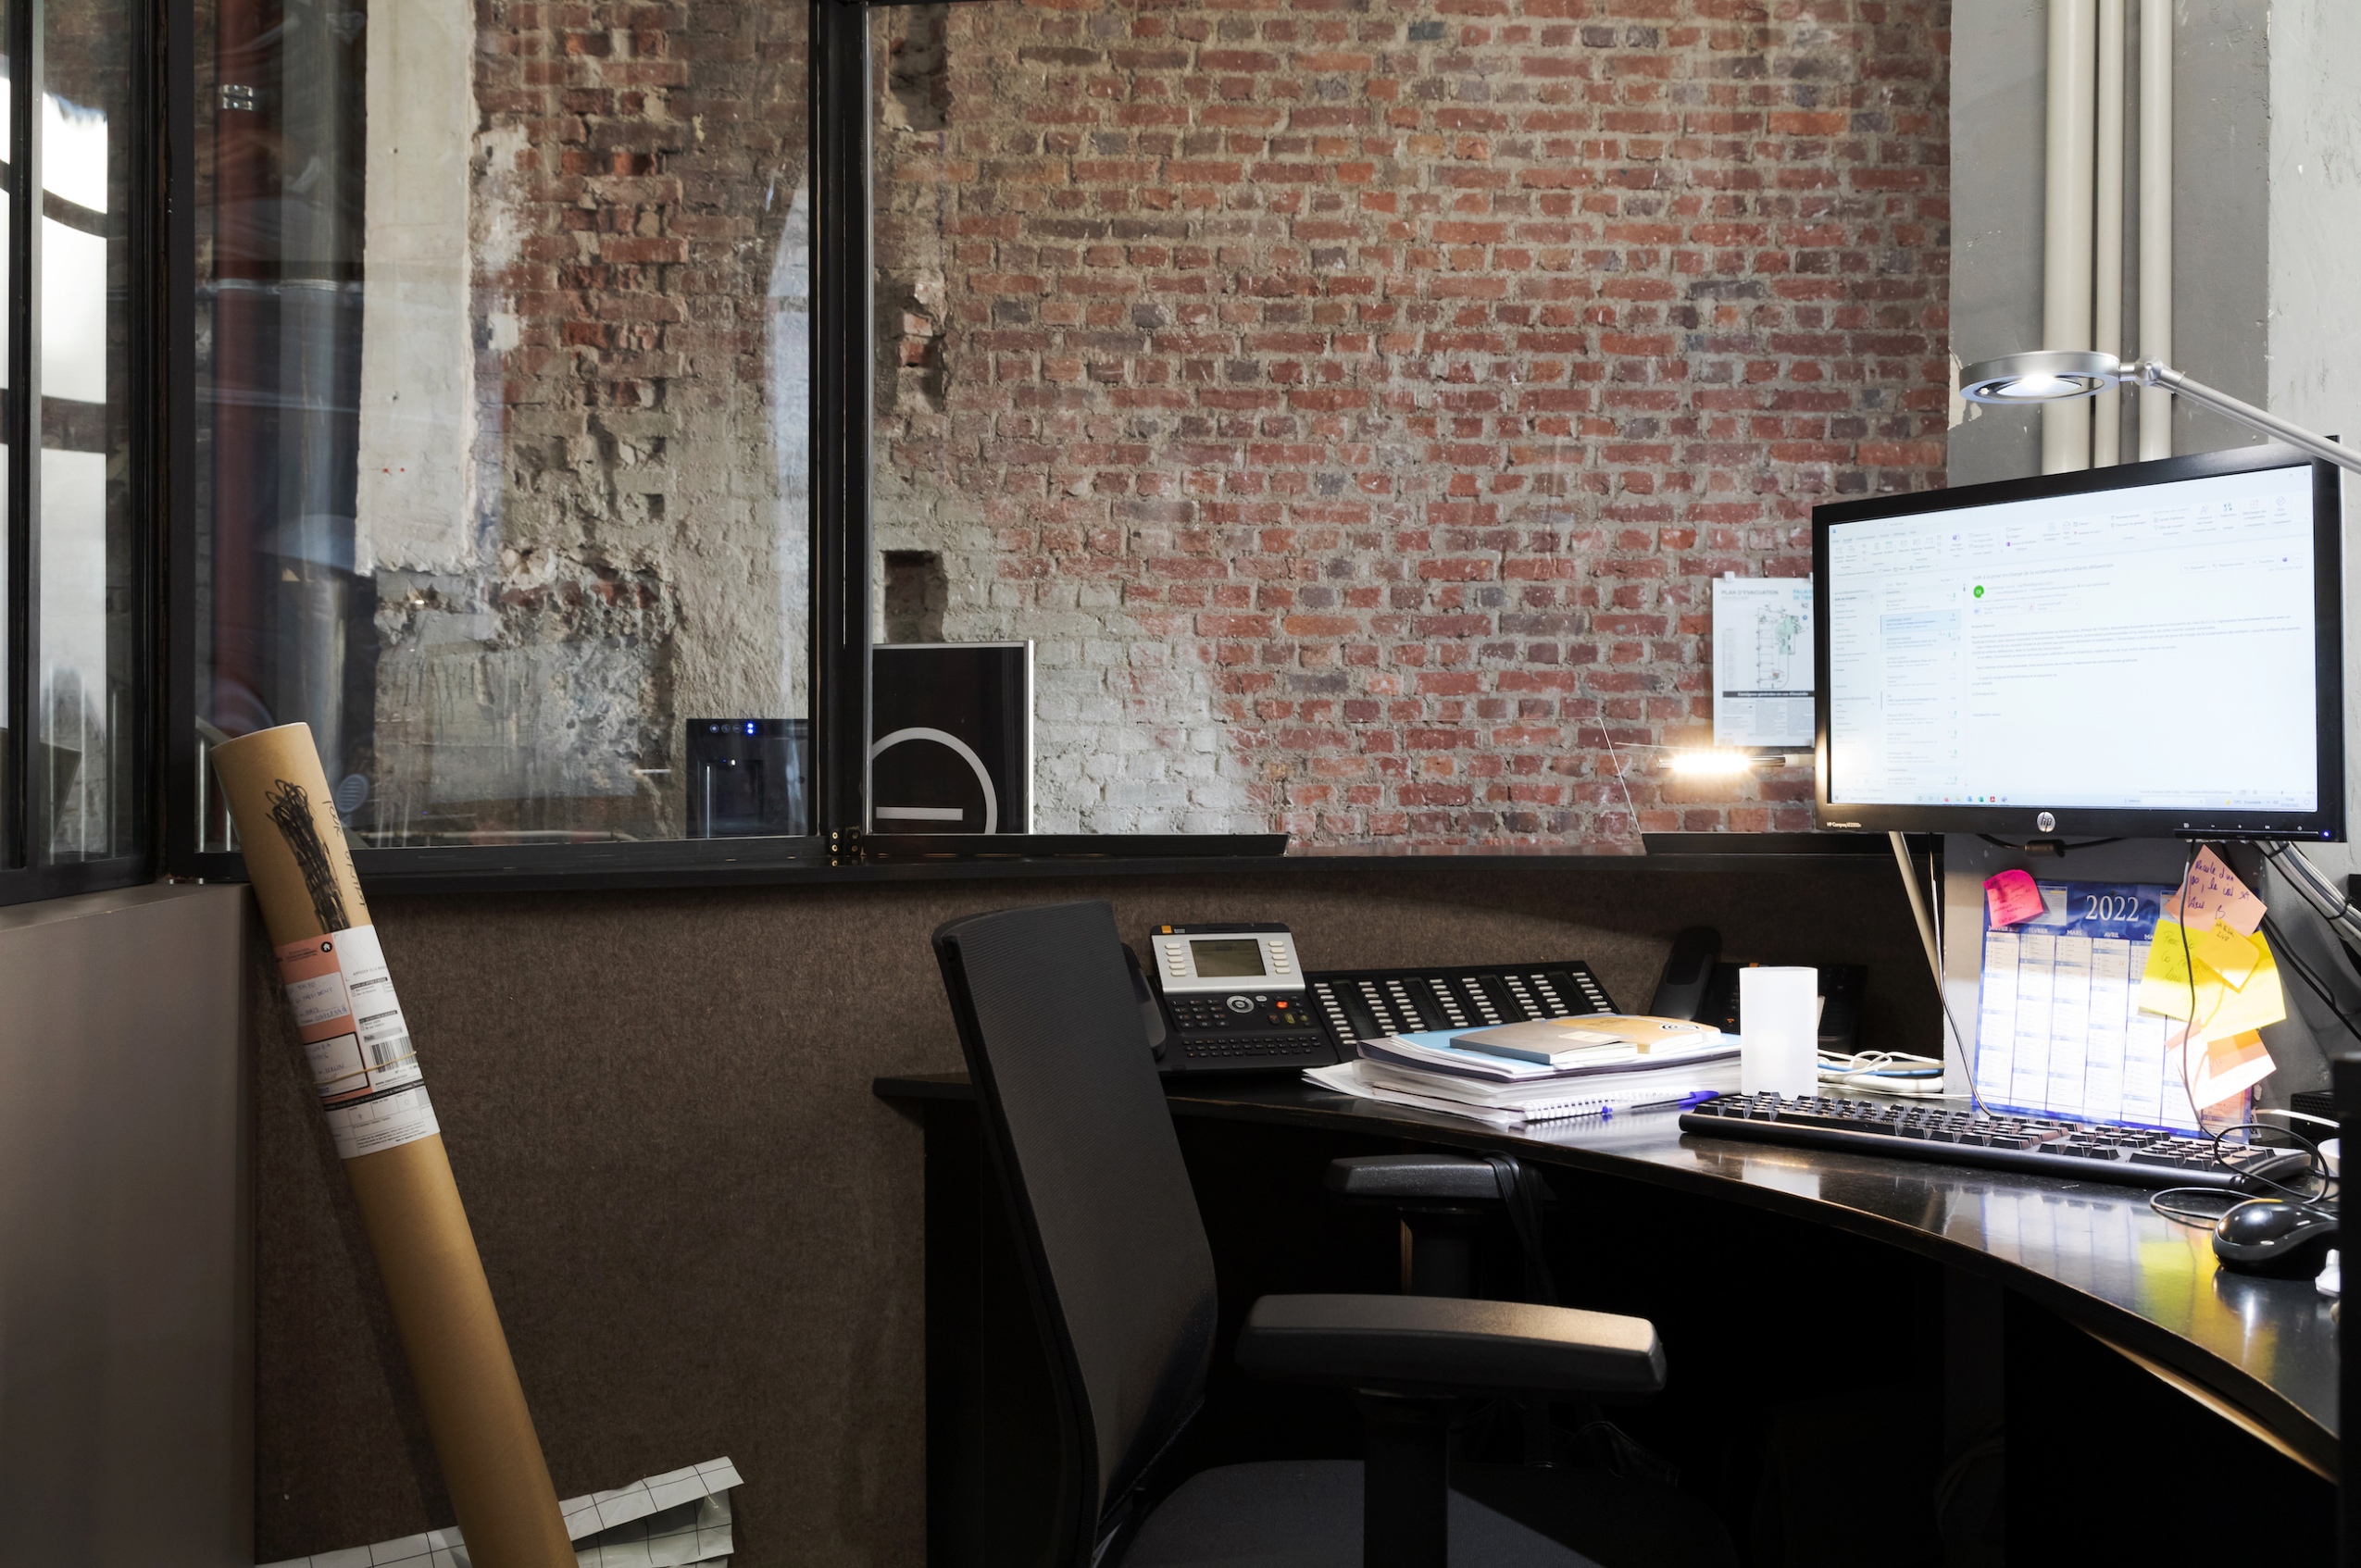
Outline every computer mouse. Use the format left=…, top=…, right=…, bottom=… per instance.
left=2213, top=1198, right=2340, bottom=1277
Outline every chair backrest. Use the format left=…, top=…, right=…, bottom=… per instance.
left=931, top=901, right=1218, bottom=1552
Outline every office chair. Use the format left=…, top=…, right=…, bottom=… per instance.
left=932, top=900, right=1671, bottom=1568
left=1327, top=1152, right=1556, bottom=1300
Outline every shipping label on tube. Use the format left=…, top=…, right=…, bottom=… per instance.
left=275, top=925, right=438, bottom=1158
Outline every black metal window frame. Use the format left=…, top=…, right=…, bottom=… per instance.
left=0, top=0, right=164, bottom=910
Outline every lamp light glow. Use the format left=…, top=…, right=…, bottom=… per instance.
left=1667, top=750, right=1758, bottom=778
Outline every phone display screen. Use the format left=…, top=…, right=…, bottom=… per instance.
left=1189, top=939, right=1266, bottom=977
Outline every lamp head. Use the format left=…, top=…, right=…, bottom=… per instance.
left=1957, top=350, right=2126, bottom=405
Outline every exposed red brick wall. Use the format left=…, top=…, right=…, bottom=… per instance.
left=876, top=0, right=1949, bottom=844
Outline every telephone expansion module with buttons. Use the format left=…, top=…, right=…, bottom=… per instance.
left=1139, top=922, right=1624, bottom=1076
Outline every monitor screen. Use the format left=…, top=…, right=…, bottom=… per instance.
left=1189, top=939, right=1267, bottom=977
left=1814, top=448, right=2343, bottom=840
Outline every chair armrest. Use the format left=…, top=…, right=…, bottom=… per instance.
left=1235, top=1293, right=1664, bottom=1400
left=1325, top=1153, right=1504, bottom=1202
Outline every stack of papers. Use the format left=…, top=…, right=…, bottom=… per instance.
left=1310, top=1015, right=1741, bottom=1127
left=261, top=1458, right=744, bottom=1568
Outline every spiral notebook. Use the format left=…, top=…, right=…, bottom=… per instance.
left=1305, top=1057, right=1741, bottom=1128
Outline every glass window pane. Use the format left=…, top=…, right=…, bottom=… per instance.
left=869, top=0, right=1948, bottom=850
left=868, top=0, right=1650, bottom=850
left=40, top=0, right=137, bottom=865
left=194, top=0, right=814, bottom=849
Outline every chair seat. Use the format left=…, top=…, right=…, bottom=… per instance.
left=1119, top=1461, right=1602, bottom=1568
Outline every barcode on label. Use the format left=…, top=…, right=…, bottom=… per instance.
left=368, top=1030, right=411, bottom=1070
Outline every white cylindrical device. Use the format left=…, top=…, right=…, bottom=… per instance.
left=1740, top=967, right=1821, bottom=1098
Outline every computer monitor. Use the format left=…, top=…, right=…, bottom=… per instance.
left=1813, top=445, right=2344, bottom=840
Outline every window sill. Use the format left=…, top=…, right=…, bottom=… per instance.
left=168, top=830, right=1901, bottom=896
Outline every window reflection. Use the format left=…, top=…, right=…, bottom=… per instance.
left=195, top=0, right=815, bottom=848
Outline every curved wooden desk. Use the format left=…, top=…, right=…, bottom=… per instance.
left=878, top=1070, right=2340, bottom=1556
left=1144, top=1076, right=2340, bottom=1474
left=880, top=1072, right=2339, bottom=1466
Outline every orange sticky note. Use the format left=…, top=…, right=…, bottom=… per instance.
left=2167, top=1026, right=2277, bottom=1112
left=2163, top=847, right=2267, bottom=937
left=1984, top=868, right=2044, bottom=927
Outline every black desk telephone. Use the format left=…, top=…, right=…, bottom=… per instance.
left=1130, top=920, right=1865, bottom=1076
left=1132, top=922, right=1622, bottom=1076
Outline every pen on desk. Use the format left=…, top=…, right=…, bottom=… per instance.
left=1607, top=1089, right=1722, bottom=1119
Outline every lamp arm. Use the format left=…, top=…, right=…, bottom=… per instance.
left=2133, top=359, right=2361, bottom=476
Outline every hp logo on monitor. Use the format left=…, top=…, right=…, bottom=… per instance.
left=2035, top=811, right=2056, bottom=832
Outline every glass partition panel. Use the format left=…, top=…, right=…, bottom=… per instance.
left=869, top=0, right=1946, bottom=850
left=193, top=0, right=814, bottom=849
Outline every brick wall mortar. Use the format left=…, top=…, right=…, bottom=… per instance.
left=875, top=0, right=1950, bottom=843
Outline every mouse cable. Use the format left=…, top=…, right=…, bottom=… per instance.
left=2149, top=1187, right=2245, bottom=1228
left=2253, top=1106, right=2340, bottom=1132
left=1818, top=1049, right=1949, bottom=1097
left=2206, top=1121, right=2337, bottom=1209
left=2175, top=844, right=2217, bottom=1141
left=2151, top=1119, right=2338, bottom=1227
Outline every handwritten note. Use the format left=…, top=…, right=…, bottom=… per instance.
left=2203, top=940, right=2286, bottom=1039
left=2192, top=920, right=2266, bottom=989
left=1984, top=868, right=2045, bottom=927
left=2162, top=847, right=2267, bottom=936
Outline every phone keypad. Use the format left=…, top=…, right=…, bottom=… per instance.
left=1166, top=992, right=1317, bottom=1038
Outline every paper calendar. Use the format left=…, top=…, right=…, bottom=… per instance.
left=1974, top=879, right=2212, bottom=1130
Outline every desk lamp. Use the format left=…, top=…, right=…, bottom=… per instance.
left=1956, top=350, right=2361, bottom=477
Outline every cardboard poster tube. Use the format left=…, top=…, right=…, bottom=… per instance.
left=212, top=723, right=573, bottom=1568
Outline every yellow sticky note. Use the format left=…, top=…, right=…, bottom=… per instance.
left=2139, top=923, right=2286, bottom=1037
left=2201, top=936, right=2285, bottom=1039
left=2192, top=920, right=2266, bottom=989
left=2138, top=920, right=2220, bottom=1021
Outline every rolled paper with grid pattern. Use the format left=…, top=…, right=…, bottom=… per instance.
left=211, top=722, right=574, bottom=1568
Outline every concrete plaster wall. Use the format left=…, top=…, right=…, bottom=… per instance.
left=2267, top=0, right=2361, bottom=842
left=1946, top=0, right=2271, bottom=488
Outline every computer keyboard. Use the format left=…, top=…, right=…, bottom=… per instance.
left=1680, top=1092, right=2317, bottom=1193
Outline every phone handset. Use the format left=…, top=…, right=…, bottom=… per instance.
left=1648, top=927, right=1722, bottom=1021
left=1121, top=944, right=1170, bottom=1061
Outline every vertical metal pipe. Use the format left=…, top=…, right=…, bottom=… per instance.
left=2092, top=0, right=2127, bottom=466
left=2138, top=0, right=2174, bottom=460
left=2042, top=0, right=2098, bottom=474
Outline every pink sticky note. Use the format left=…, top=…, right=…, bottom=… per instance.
left=2164, top=846, right=2267, bottom=936
left=1984, top=868, right=2044, bottom=927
